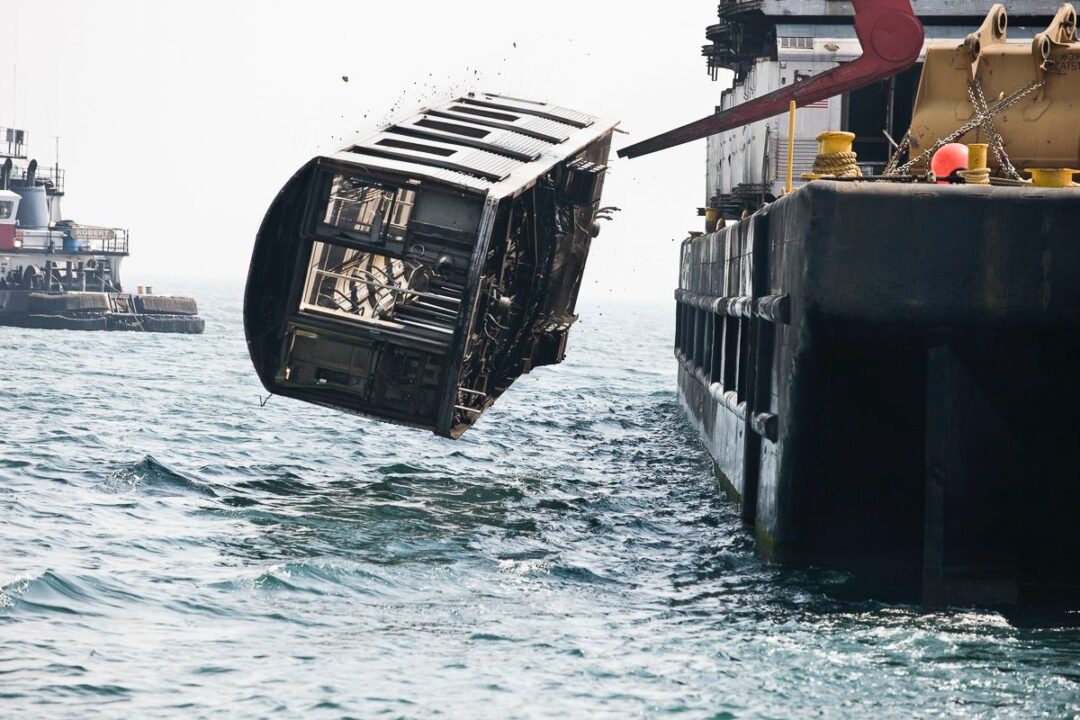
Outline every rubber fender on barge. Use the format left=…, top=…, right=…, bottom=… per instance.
left=133, top=295, right=200, bottom=316
left=0, top=290, right=206, bottom=334
left=139, top=315, right=205, bottom=333
left=27, top=292, right=111, bottom=313
left=18, top=314, right=109, bottom=331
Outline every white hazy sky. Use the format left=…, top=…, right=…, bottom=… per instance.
left=2, top=1, right=729, bottom=302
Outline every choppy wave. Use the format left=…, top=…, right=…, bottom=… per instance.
left=0, top=281, right=1077, bottom=718
left=104, top=455, right=218, bottom=497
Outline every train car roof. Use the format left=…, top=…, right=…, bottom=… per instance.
left=325, top=92, right=619, bottom=198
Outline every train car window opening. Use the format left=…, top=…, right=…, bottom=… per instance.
left=320, top=174, right=415, bottom=246
left=0, top=201, right=12, bottom=219
left=300, top=240, right=428, bottom=329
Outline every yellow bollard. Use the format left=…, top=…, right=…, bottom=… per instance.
left=968, top=143, right=989, bottom=170
left=1025, top=168, right=1080, bottom=188
left=705, top=206, right=721, bottom=233
left=963, top=143, right=991, bottom=184
left=817, top=131, right=856, bottom=155
left=805, top=131, right=861, bottom=179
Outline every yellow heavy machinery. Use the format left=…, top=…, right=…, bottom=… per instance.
left=905, top=3, right=1080, bottom=177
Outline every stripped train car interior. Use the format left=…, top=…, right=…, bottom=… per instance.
left=245, top=93, right=618, bottom=437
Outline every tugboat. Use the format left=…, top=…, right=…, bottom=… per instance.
left=0, top=127, right=203, bottom=333
left=620, top=1, right=1080, bottom=605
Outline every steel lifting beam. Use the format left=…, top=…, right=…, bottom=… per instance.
left=617, top=0, right=925, bottom=159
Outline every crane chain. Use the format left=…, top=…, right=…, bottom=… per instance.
left=884, top=78, right=1046, bottom=177
left=968, top=80, right=1023, bottom=180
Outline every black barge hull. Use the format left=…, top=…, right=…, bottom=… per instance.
left=0, top=291, right=205, bottom=333
left=676, top=181, right=1080, bottom=605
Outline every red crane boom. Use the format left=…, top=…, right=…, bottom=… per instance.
left=617, top=0, right=925, bottom=159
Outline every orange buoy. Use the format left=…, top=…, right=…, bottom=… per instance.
left=931, top=143, right=969, bottom=183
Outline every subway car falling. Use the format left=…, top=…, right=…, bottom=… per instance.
left=244, top=93, right=618, bottom=437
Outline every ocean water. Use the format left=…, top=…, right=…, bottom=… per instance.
left=0, top=280, right=1077, bottom=719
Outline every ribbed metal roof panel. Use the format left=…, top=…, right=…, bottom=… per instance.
left=469, top=93, right=598, bottom=128
left=519, top=116, right=580, bottom=142
left=488, top=129, right=552, bottom=158
left=454, top=148, right=521, bottom=180
left=392, top=115, right=550, bottom=161
left=328, top=150, right=493, bottom=192
left=429, top=106, right=574, bottom=143
left=326, top=91, right=619, bottom=200
left=351, top=132, right=520, bottom=181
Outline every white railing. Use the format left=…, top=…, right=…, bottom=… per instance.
left=14, top=226, right=129, bottom=254
left=10, top=165, right=65, bottom=193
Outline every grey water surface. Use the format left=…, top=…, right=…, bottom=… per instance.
left=0, top=281, right=1077, bottom=718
